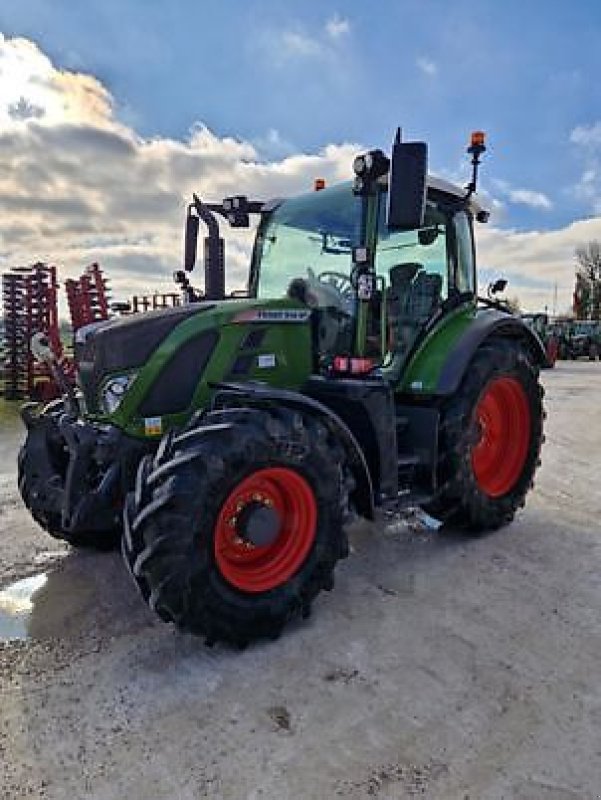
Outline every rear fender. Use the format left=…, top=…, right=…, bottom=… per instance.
left=436, top=309, right=548, bottom=395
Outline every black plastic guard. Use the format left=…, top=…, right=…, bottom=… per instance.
left=303, top=377, right=398, bottom=501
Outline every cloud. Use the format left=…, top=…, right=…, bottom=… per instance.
left=475, top=216, right=601, bottom=312
left=257, top=17, right=351, bottom=66
left=416, top=57, right=437, bottom=77
left=570, top=122, right=601, bottom=148
left=8, top=96, right=44, bottom=121
left=252, top=128, right=296, bottom=160
left=569, top=122, right=601, bottom=214
left=280, top=30, right=322, bottom=58
left=0, top=33, right=112, bottom=128
left=0, top=33, right=591, bottom=316
left=492, top=178, right=552, bottom=210
left=325, top=15, right=350, bottom=39
left=0, top=35, right=360, bottom=303
left=507, top=189, right=553, bottom=210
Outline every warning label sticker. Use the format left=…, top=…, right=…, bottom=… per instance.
left=144, top=417, right=163, bottom=436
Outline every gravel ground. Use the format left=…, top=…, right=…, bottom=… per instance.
left=0, top=362, right=600, bottom=799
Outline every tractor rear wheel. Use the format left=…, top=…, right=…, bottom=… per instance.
left=122, top=406, right=351, bottom=646
left=424, top=337, right=544, bottom=532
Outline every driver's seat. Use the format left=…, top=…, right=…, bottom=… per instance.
left=388, top=263, right=442, bottom=356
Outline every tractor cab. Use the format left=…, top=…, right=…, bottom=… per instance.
left=183, top=129, right=489, bottom=385
left=249, top=174, right=485, bottom=380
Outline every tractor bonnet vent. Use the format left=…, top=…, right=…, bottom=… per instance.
left=138, top=329, right=219, bottom=417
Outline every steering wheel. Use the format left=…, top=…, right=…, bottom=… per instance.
left=290, top=268, right=355, bottom=314
left=316, top=271, right=354, bottom=302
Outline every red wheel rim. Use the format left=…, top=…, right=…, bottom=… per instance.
left=214, top=467, right=317, bottom=593
left=471, top=377, right=531, bottom=498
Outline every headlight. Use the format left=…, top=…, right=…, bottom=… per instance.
left=100, top=373, right=137, bottom=414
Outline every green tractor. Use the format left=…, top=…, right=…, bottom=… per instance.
left=18, top=130, right=546, bottom=646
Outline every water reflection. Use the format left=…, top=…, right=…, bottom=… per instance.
left=0, top=573, right=48, bottom=640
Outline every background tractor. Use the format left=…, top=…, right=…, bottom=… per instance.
left=521, top=312, right=559, bottom=367
left=565, top=320, right=601, bottom=360
left=18, top=129, right=546, bottom=646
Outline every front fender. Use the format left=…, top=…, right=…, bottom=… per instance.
left=210, top=381, right=375, bottom=519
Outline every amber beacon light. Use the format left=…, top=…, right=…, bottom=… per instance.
left=465, top=130, right=487, bottom=198
left=470, top=131, right=486, bottom=150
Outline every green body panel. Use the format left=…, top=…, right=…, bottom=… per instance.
left=87, top=297, right=313, bottom=439
left=397, top=304, right=476, bottom=394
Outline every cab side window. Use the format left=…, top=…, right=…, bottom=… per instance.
left=454, top=211, right=475, bottom=294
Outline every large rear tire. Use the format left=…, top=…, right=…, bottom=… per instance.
left=122, top=406, right=351, bottom=646
left=424, top=338, right=544, bottom=532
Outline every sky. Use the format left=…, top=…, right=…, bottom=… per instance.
left=0, top=0, right=600, bottom=312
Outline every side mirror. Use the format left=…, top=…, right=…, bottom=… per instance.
left=387, top=128, right=428, bottom=231
left=184, top=210, right=199, bottom=271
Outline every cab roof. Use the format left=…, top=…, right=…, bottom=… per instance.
left=427, top=175, right=487, bottom=219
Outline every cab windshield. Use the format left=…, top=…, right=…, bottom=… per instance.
left=253, top=182, right=360, bottom=307
left=253, top=183, right=450, bottom=309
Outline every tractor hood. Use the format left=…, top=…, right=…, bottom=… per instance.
left=75, top=303, right=215, bottom=412
left=75, top=303, right=215, bottom=374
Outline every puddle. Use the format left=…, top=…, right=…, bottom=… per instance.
left=0, top=557, right=116, bottom=642
left=0, top=573, right=48, bottom=640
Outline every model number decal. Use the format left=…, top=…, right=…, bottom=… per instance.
left=144, top=417, right=163, bottom=436
left=233, top=308, right=311, bottom=323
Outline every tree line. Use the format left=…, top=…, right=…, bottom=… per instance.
left=574, top=241, right=601, bottom=320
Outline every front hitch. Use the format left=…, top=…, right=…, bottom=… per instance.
left=20, top=407, right=123, bottom=536
left=58, top=416, right=120, bottom=532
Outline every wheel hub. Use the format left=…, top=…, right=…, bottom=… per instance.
left=236, top=501, right=282, bottom=547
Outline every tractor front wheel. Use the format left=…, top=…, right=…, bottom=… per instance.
left=122, top=406, right=351, bottom=646
left=425, top=338, right=544, bottom=531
